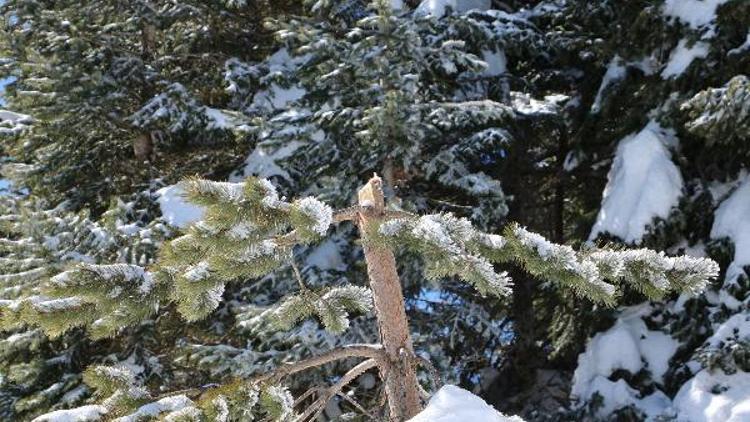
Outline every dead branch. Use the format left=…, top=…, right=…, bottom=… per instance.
left=297, top=358, right=379, bottom=422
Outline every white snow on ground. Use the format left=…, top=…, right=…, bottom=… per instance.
left=156, top=184, right=205, bottom=228
left=661, top=39, right=710, bottom=79
left=672, top=369, right=750, bottom=422
left=481, top=49, right=507, bottom=76
left=571, top=305, right=679, bottom=418
left=416, top=0, right=490, bottom=18
left=711, top=173, right=750, bottom=282
left=662, top=0, right=729, bottom=30
left=31, top=405, right=108, bottom=422
left=590, top=121, right=683, bottom=243
left=409, top=385, right=524, bottom=422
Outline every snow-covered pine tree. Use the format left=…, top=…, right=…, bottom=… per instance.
left=0, top=190, right=171, bottom=420
left=225, top=0, right=558, bottom=390
left=530, top=0, right=750, bottom=420
left=0, top=0, right=297, bottom=210
left=19, top=174, right=717, bottom=421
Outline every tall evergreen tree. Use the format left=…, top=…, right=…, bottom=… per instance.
left=0, top=0, right=298, bottom=210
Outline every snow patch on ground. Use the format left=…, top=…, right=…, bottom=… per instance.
left=156, top=184, right=205, bottom=228
left=590, top=121, right=683, bottom=243
left=409, top=385, right=524, bottom=422
left=661, top=39, right=710, bottom=79
left=572, top=305, right=679, bottom=417
left=711, top=173, right=750, bottom=282
left=672, top=369, right=750, bottom=422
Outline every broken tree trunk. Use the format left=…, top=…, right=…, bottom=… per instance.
left=357, top=175, right=422, bottom=421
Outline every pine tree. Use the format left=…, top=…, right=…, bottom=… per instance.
left=0, top=188, right=171, bottom=420
left=0, top=1, right=746, bottom=420
left=530, top=0, right=750, bottom=419
left=17, top=174, right=716, bottom=421
left=224, top=0, right=556, bottom=394
left=0, top=0, right=298, bottom=210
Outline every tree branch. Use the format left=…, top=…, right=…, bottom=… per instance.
left=255, top=344, right=385, bottom=384
left=296, top=358, right=379, bottom=422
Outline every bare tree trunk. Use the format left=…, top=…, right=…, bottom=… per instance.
left=357, top=175, right=422, bottom=421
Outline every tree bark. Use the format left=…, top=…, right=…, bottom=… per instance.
left=357, top=175, right=422, bottom=421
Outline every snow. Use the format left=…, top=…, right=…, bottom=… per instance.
left=294, top=197, right=333, bottom=236
left=156, top=184, right=205, bottom=229
left=728, top=31, right=750, bottom=56
left=32, top=405, right=108, bottom=422
left=511, top=92, right=566, bottom=116
left=0, top=109, right=33, bottom=135
left=183, top=261, right=211, bottom=282
left=572, top=305, right=679, bottom=418
left=592, top=56, right=626, bottom=113
left=481, top=49, right=507, bottom=77
left=113, top=395, right=193, bottom=422
left=672, top=369, right=750, bottom=422
left=415, top=0, right=490, bottom=18
left=250, top=49, right=308, bottom=111
left=252, top=83, right=306, bottom=110
left=408, top=385, right=524, bottom=422
left=306, top=239, right=346, bottom=271
left=578, top=377, right=672, bottom=419
left=590, top=121, right=683, bottom=243
left=662, top=0, right=730, bottom=30
left=514, top=226, right=615, bottom=297
left=710, top=173, right=750, bottom=282
left=661, top=39, right=710, bottom=79
left=706, top=313, right=750, bottom=350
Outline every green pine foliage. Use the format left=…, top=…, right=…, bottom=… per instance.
left=0, top=0, right=746, bottom=420
left=0, top=190, right=171, bottom=420
left=20, top=174, right=716, bottom=421
left=0, top=0, right=298, bottom=209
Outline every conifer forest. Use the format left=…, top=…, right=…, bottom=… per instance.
left=0, top=1, right=748, bottom=421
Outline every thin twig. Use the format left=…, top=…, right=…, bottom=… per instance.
left=336, top=390, right=379, bottom=420
left=290, top=256, right=309, bottom=292
left=292, top=386, right=321, bottom=409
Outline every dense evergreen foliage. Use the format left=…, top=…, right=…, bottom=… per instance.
left=0, top=0, right=747, bottom=421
